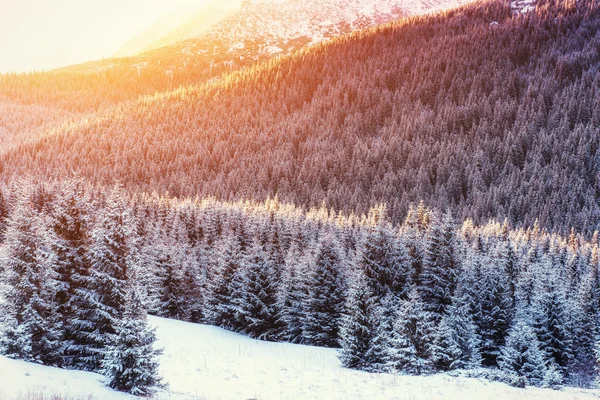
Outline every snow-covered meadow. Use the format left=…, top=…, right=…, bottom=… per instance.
left=1, top=316, right=599, bottom=400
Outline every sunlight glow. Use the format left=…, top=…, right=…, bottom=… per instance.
left=0, top=0, right=213, bottom=73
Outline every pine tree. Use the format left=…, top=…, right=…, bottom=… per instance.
left=0, top=188, right=9, bottom=241
left=389, top=288, right=436, bottom=374
left=238, top=238, right=281, bottom=340
left=339, top=272, right=375, bottom=370
left=167, top=212, right=200, bottom=322
left=136, top=219, right=165, bottom=314
left=362, top=294, right=399, bottom=372
left=403, top=203, right=427, bottom=291
left=357, top=220, right=411, bottom=299
left=0, top=196, right=62, bottom=365
left=102, top=288, right=163, bottom=396
left=155, top=247, right=186, bottom=320
left=303, top=236, right=346, bottom=347
left=531, top=282, right=573, bottom=379
left=499, top=319, right=548, bottom=387
left=444, top=296, right=481, bottom=369
left=476, top=262, right=512, bottom=367
left=204, top=233, right=245, bottom=329
left=431, top=317, right=463, bottom=371
left=182, top=249, right=204, bottom=323
left=277, top=242, right=310, bottom=343
left=51, top=180, right=97, bottom=370
left=495, top=238, right=518, bottom=306
left=419, top=211, right=459, bottom=319
left=84, top=186, right=140, bottom=370
left=573, top=263, right=600, bottom=386
left=153, top=215, right=188, bottom=320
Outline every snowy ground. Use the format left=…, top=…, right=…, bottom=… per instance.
left=1, top=316, right=599, bottom=400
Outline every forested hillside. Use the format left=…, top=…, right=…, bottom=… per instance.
left=1, top=0, right=599, bottom=234
left=1, top=179, right=600, bottom=390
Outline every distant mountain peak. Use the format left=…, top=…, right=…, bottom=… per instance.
left=122, top=0, right=472, bottom=61
left=138, top=0, right=473, bottom=66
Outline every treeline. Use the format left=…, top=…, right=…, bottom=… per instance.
left=2, top=0, right=600, bottom=234
left=1, top=180, right=600, bottom=389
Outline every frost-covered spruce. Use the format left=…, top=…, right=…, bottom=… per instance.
left=419, top=210, right=458, bottom=319
left=0, top=194, right=62, bottom=365
left=530, top=278, right=573, bottom=379
left=277, top=242, right=310, bottom=343
left=153, top=224, right=187, bottom=320
left=166, top=211, right=201, bottom=321
left=357, top=216, right=411, bottom=299
left=51, top=179, right=97, bottom=370
left=303, top=236, right=347, bottom=347
left=339, top=272, right=375, bottom=369
left=85, top=185, right=140, bottom=369
left=102, top=290, right=163, bottom=396
left=437, top=292, right=481, bottom=370
left=431, top=317, right=464, bottom=371
left=361, top=294, right=400, bottom=372
left=389, top=288, right=436, bottom=374
left=499, top=319, right=548, bottom=386
left=204, top=233, right=245, bottom=328
left=238, top=237, right=281, bottom=340
left=475, top=262, right=511, bottom=367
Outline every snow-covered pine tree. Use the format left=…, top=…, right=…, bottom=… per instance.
left=51, top=180, right=97, bottom=370
left=171, top=215, right=203, bottom=323
left=238, top=237, right=281, bottom=340
left=431, top=291, right=481, bottom=371
left=430, top=316, right=463, bottom=371
left=183, top=243, right=207, bottom=323
left=530, top=280, right=573, bottom=381
left=419, top=210, right=459, bottom=320
left=402, top=203, right=427, bottom=291
left=451, top=292, right=481, bottom=368
left=339, top=272, right=375, bottom=370
left=151, top=214, right=189, bottom=320
left=476, top=259, right=512, bottom=367
left=277, top=242, right=310, bottom=343
left=389, top=288, right=436, bottom=374
left=136, top=219, right=166, bottom=314
left=357, top=217, right=411, bottom=299
left=0, top=195, right=62, bottom=365
left=102, top=287, right=163, bottom=396
left=499, top=319, right=548, bottom=387
left=495, top=237, right=518, bottom=307
left=361, top=293, right=399, bottom=372
left=204, top=232, right=245, bottom=329
left=265, top=216, right=286, bottom=280
left=86, top=185, right=140, bottom=371
left=303, top=236, right=347, bottom=347
left=155, top=247, right=186, bottom=320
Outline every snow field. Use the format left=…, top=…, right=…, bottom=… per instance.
left=1, top=316, right=599, bottom=400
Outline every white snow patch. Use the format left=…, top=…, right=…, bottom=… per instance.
left=512, top=0, right=536, bottom=13
left=1, top=316, right=599, bottom=400
left=264, top=45, right=284, bottom=54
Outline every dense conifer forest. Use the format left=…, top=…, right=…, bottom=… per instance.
left=1, top=0, right=600, bottom=234
left=1, top=180, right=600, bottom=390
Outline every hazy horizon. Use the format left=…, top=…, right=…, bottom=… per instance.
left=0, top=0, right=211, bottom=73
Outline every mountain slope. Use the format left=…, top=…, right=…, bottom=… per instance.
left=116, top=0, right=472, bottom=60
left=0, top=316, right=597, bottom=399
left=0, top=0, right=471, bottom=131
left=2, top=0, right=599, bottom=233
